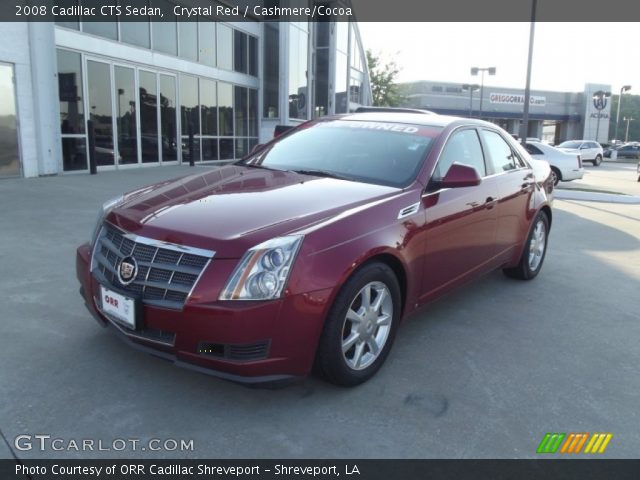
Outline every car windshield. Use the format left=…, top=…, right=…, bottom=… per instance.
left=558, top=141, right=582, bottom=149
left=239, top=120, right=440, bottom=188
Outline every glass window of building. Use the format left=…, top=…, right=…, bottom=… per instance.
left=120, top=22, right=151, bottom=48
left=160, top=74, right=178, bottom=162
left=263, top=22, right=279, bottom=118
left=87, top=60, right=115, bottom=166
left=220, top=138, right=234, bottom=161
left=200, top=79, right=217, bottom=136
left=57, top=49, right=86, bottom=171
left=288, top=23, right=309, bottom=120
left=335, top=51, right=348, bottom=113
left=178, top=22, right=198, bottom=61
left=83, top=22, right=118, bottom=41
left=248, top=35, right=258, bottom=77
left=55, top=20, right=79, bottom=30
left=139, top=70, right=159, bottom=163
left=114, top=66, right=138, bottom=165
left=235, top=86, right=248, bottom=137
left=248, top=89, right=258, bottom=137
left=180, top=75, right=200, bottom=163
left=234, top=30, right=248, bottom=74
left=216, top=24, right=233, bottom=70
left=200, top=78, right=218, bottom=162
left=152, top=20, right=177, bottom=56
left=218, top=82, right=233, bottom=137
left=198, top=21, right=216, bottom=67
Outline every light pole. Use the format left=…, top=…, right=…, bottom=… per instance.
left=592, top=90, right=611, bottom=143
left=624, top=116, right=634, bottom=142
left=471, top=66, right=496, bottom=120
left=614, top=85, right=631, bottom=143
left=461, top=83, right=480, bottom=118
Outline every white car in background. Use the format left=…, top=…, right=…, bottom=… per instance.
left=556, top=140, right=604, bottom=166
left=525, top=141, right=584, bottom=186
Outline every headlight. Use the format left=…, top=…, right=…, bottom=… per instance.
left=91, top=194, right=125, bottom=245
left=219, top=235, right=304, bottom=301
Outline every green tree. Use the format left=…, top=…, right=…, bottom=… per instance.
left=366, top=50, right=404, bottom=107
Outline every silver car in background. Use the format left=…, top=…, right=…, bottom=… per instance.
left=556, top=140, right=604, bottom=166
left=525, top=141, right=584, bottom=186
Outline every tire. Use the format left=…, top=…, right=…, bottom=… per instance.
left=593, top=155, right=602, bottom=166
left=316, top=262, right=401, bottom=387
left=503, top=211, right=549, bottom=281
left=550, top=167, right=561, bottom=186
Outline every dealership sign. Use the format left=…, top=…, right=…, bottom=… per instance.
left=489, top=93, right=546, bottom=106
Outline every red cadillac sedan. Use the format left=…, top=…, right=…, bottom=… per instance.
left=76, top=111, right=553, bottom=386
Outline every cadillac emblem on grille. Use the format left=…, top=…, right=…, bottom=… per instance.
left=117, top=256, right=138, bottom=285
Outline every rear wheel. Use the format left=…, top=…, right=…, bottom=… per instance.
left=550, top=167, right=561, bottom=186
left=316, top=262, right=401, bottom=387
left=593, top=154, right=602, bottom=166
left=503, top=211, right=549, bottom=280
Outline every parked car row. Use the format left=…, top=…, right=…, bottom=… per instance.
left=604, top=143, right=640, bottom=160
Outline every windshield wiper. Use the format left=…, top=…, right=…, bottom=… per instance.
left=290, top=169, right=353, bottom=181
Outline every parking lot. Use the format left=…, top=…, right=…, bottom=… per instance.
left=1, top=163, right=638, bottom=459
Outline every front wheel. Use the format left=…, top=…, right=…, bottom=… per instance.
left=593, top=155, right=602, bottom=166
left=316, top=262, right=401, bottom=387
left=503, top=212, right=549, bottom=280
left=550, top=167, right=561, bottom=186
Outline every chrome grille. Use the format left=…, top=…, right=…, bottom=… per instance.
left=92, top=222, right=214, bottom=310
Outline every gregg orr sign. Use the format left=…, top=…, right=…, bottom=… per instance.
left=490, top=93, right=546, bottom=107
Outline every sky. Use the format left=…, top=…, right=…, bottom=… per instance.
left=358, top=23, right=639, bottom=94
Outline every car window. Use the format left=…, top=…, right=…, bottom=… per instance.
left=481, top=129, right=518, bottom=173
left=433, top=128, right=486, bottom=180
left=558, top=141, right=581, bottom=149
left=525, top=144, right=543, bottom=155
left=243, top=120, right=440, bottom=188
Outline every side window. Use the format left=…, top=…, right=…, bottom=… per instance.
left=525, top=144, right=543, bottom=155
left=481, top=130, right=518, bottom=173
left=433, top=129, right=486, bottom=180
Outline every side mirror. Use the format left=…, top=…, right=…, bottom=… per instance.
left=441, top=163, right=482, bottom=188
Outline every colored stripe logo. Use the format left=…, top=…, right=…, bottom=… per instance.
left=537, top=433, right=612, bottom=454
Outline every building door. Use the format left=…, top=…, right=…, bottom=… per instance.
left=86, top=59, right=117, bottom=168
left=0, top=63, right=21, bottom=178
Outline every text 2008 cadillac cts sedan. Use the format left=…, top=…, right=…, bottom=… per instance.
left=76, top=111, right=553, bottom=386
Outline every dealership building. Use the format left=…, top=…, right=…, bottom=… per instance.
left=0, top=1, right=370, bottom=178
left=401, top=81, right=613, bottom=145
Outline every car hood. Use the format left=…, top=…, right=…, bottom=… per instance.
left=108, top=165, right=401, bottom=258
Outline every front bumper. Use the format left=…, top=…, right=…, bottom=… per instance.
left=76, top=243, right=334, bottom=383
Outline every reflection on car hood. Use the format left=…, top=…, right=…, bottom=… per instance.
left=108, top=165, right=400, bottom=258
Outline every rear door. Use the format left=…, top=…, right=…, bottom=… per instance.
left=420, top=127, right=500, bottom=301
left=479, top=129, right=535, bottom=264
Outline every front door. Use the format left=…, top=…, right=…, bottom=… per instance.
left=0, top=63, right=21, bottom=178
left=420, top=127, right=499, bottom=302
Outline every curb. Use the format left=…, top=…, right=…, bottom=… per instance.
left=555, top=189, right=640, bottom=204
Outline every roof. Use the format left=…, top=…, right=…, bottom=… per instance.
left=338, top=111, right=492, bottom=128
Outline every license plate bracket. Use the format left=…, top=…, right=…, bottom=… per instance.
left=99, top=285, right=141, bottom=330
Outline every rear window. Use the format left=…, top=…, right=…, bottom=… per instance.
left=241, top=120, right=440, bottom=188
left=558, top=141, right=582, bottom=149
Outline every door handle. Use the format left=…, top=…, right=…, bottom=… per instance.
left=484, top=197, right=496, bottom=209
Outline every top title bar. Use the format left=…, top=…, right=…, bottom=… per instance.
left=2, top=0, right=640, bottom=22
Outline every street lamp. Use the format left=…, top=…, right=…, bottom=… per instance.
left=471, top=66, right=496, bottom=119
left=592, top=90, right=611, bottom=143
left=623, top=116, right=634, bottom=142
left=461, top=83, right=480, bottom=118
left=614, top=85, right=632, bottom=143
